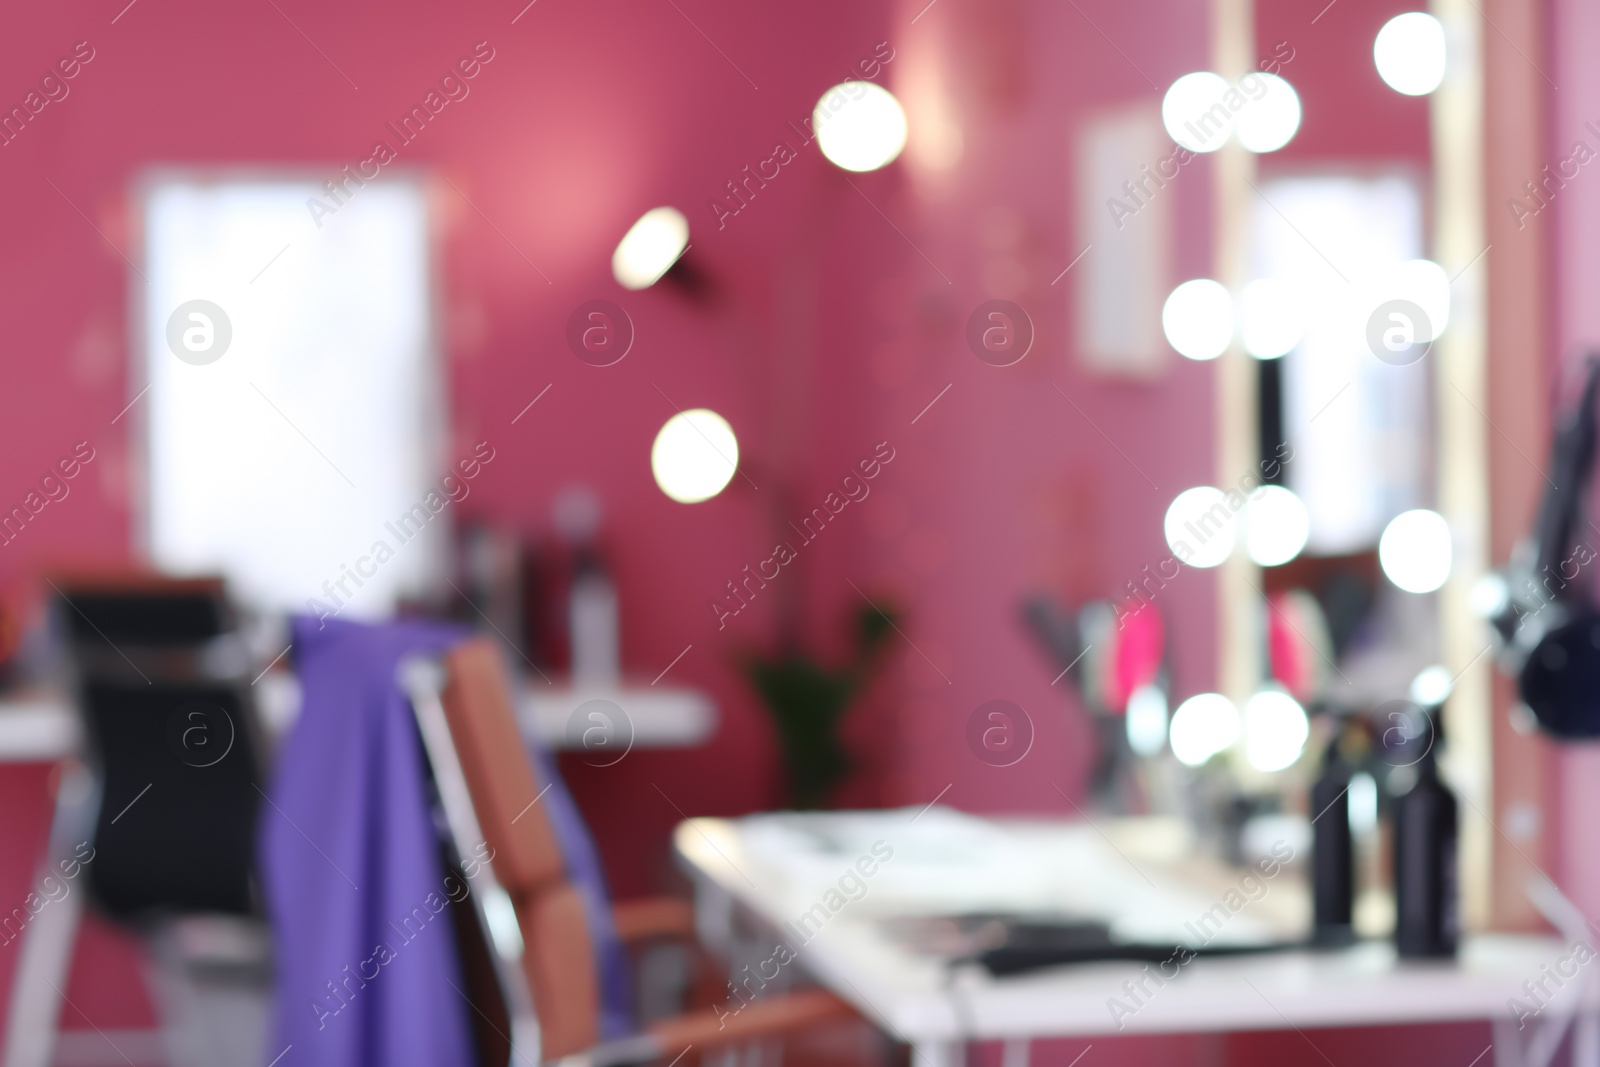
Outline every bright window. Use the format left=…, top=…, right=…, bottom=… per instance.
left=140, top=177, right=444, bottom=617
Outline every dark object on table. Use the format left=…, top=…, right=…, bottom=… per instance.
left=880, top=913, right=1292, bottom=978
left=742, top=602, right=897, bottom=809
left=1391, top=705, right=1458, bottom=959
left=1311, top=722, right=1356, bottom=946
left=978, top=930, right=1284, bottom=977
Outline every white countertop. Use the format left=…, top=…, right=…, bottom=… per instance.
left=674, top=810, right=1577, bottom=1044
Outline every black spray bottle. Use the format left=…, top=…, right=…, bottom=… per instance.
left=1310, top=717, right=1356, bottom=946
left=1391, top=703, right=1458, bottom=958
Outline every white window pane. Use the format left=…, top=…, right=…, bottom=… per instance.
left=142, top=178, right=443, bottom=616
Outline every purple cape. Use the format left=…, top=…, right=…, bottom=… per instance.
left=258, top=616, right=475, bottom=1067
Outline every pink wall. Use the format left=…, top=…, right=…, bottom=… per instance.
left=1551, top=0, right=1600, bottom=922
left=861, top=0, right=1220, bottom=814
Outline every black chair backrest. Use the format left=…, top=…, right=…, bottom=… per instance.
left=56, top=579, right=231, bottom=647
left=52, top=576, right=263, bottom=922
left=81, top=678, right=260, bottom=917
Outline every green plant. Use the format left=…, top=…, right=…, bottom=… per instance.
left=742, top=603, right=898, bottom=810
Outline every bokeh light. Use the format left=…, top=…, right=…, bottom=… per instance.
left=1170, top=692, right=1241, bottom=766
left=1162, top=279, right=1234, bottom=360
left=1126, top=684, right=1170, bottom=758
left=612, top=207, right=689, bottom=290
left=1386, top=258, right=1451, bottom=341
left=814, top=82, right=908, bottom=172
left=1241, top=278, right=1305, bottom=359
left=651, top=409, right=739, bottom=504
left=1244, top=485, right=1310, bottom=567
left=1164, top=486, right=1236, bottom=569
left=1379, top=509, right=1452, bottom=592
left=1162, top=72, right=1233, bottom=153
left=1243, top=688, right=1309, bottom=772
left=1410, top=664, right=1453, bottom=707
left=1235, top=74, right=1302, bottom=152
left=1374, top=12, right=1447, bottom=96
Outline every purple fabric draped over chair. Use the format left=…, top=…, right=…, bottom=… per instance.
left=258, top=616, right=476, bottom=1067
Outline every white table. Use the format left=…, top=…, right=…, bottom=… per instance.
left=673, top=809, right=1589, bottom=1067
left=0, top=674, right=715, bottom=762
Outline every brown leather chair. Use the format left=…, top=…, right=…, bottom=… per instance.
left=410, top=637, right=852, bottom=1065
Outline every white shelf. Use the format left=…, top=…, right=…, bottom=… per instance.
left=0, top=674, right=716, bottom=763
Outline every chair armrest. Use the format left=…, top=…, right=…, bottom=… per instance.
left=646, top=989, right=854, bottom=1050
left=610, top=897, right=696, bottom=943
left=573, top=991, right=855, bottom=1066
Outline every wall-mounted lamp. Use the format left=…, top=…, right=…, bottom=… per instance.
left=612, top=206, right=689, bottom=290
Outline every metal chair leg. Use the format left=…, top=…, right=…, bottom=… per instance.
left=1, top=886, right=83, bottom=1067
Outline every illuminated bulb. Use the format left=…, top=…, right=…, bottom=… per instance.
left=1244, top=485, right=1309, bottom=567
left=1389, top=259, right=1450, bottom=341
left=1126, top=684, right=1169, bottom=758
left=612, top=207, right=689, bottom=290
left=814, top=82, right=907, bottom=172
left=1235, top=74, right=1301, bottom=152
left=1162, top=72, right=1232, bottom=153
left=1410, top=664, right=1453, bottom=707
left=1170, top=692, right=1240, bottom=766
left=1469, top=573, right=1509, bottom=617
left=1374, top=12, right=1447, bottom=96
left=1241, top=278, right=1305, bottom=358
left=1379, top=509, right=1452, bottom=593
left=1162, top=279, right=1234, bottom=360
left=1164, top=486, right=1235, bottom=569
left=1243, top=688, right=1309, bottom=772
left=1348, top=772, right=1378, bottom=834
left=651, top=409, right=739, bottom=504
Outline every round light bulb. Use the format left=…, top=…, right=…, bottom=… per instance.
left=1241, top=278, right=1305, bottom=359
left=1469, top=573, right=1509, bottom=618
left=612, top=207, right=689, bottom=290
left=1243, top=688, right=1309, bottom=772
left=1374, top=12, right=1447, bottom=96
left=1162, top=72, right=1233, bottom=153
left=651, top=409, right=739, bottom=504
left=1389, top=258, right=1450, bottom=341
left=814, top=82, right=908, bottom=173
left=1234, top=74, right=1301, bottom=153
left=1410, top=664, right=1453, bottom=707
left=1126, top=684, right=1170, bottom=758
left=1244, top=485, right=1310, bottom=567
left=1164, top=486, right=1236, bottom=569
left=1170, top=692, right=1240, bottom=766
left=1162, top=279, right=1234, bottom=361
left=1379, top=509, right=1452, bottom=593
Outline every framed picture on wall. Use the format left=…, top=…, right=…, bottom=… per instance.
left=1074, top=101, right=1172, bottom=380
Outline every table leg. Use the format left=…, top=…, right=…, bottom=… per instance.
left=1491, top=1016, right=1525, bottom=1067
left=1575, top=1010, right=1599, bottom=1067
left=912, top=1041, right=966, bottom=1067
left=1001, top=1038, right=1030, bottom=1067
